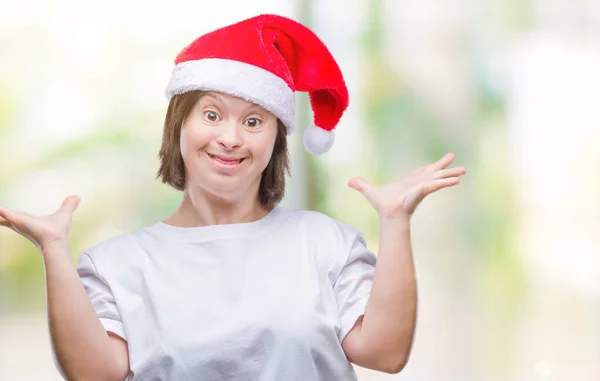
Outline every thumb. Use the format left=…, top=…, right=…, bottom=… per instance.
left=0, top=205, right=15, bottom=226
left=58, top=195, right=81, bottom=215
left=348, top=177, right=373, bottom=198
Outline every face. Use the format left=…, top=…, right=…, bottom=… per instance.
left=179, top=92, right=279, bottom=200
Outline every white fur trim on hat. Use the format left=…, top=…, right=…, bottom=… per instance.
left=165, top=58, right=296, bottom=134
left=303, top=125, right=335, bottom=155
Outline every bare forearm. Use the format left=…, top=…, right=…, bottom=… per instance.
left=346, top=153, right=463, bottom=372
left=43, top=245, right=124, bottom=380
left=361, top=216, right=417, bottom=369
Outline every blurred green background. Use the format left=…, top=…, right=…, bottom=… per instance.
left=1, top=0, right=599, bottom=380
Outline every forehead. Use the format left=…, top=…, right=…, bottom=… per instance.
left=201, top=91, right=257, bottom=107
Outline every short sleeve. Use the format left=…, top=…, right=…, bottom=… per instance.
left=333, top=234, right=376, bottom=343
left=77, top=252, right=127, bottom=341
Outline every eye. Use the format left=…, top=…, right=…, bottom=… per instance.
left=203, top=111, right=221, bottom=122
left=244, top=118, right=262, bottom=129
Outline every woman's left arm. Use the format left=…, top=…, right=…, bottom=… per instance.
left=341, top=153, right=467, bottom=374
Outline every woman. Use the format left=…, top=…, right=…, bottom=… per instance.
left=0, top=14, right=466, bottom=381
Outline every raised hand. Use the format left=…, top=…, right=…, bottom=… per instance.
left=0, top=195, right=81, bottom=254
left=348, top=153, right=466, bottom=219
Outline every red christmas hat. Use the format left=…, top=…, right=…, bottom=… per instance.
left=165, top=14, right=349, bottom=155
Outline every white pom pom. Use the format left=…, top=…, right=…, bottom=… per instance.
left=303, top=125, right=335, bottom=155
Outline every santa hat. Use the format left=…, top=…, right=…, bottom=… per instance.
left=165, top=14, right=349, bottom=155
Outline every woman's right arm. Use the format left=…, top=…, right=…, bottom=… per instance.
left=44, top=243, right=130, bottom=381
left=0, top=196, right=130, bottom=381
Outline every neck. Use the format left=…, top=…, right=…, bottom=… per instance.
left=164, top=187, right=270, bottom=227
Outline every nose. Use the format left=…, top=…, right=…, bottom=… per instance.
left=216, top=120, right=242, bottom=150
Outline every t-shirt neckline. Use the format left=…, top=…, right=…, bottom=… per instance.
left=146, top=206, right=284, bottom=242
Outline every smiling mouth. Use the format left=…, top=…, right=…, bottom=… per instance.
left=207, top=153, right=246, bottom=165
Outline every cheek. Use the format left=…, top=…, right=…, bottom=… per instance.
left=255, top=135, right=277, bottom=166
left=180, top=125, right=212, bottom=155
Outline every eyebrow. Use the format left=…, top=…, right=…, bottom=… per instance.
left=203, top=93, right=223, bottom=103
left=244, top=103, right=265, bottom=114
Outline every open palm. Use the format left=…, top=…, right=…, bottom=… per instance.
left=348, top=153, right=466, bottom=218
left=0, top=195, right=80, bottom=253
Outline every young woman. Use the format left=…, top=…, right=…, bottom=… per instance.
left=0, top=14, right=466, bottom=381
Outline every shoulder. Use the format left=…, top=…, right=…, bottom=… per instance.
left=278, top=207, right=365, bottom=250
left=279, top=208, right=373, bottom=283
left=282, top=208, right=359, bottom=230
left=79, top=226, right=149, bottom=271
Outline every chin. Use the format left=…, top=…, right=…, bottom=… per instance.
left=194, top=175, right=257, bottom=200
left=207, top=183, right=242, bottom=197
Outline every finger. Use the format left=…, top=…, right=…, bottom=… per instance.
left=0, top=209, right=18, bottom=233
left=412, top=162, right=432, bottom=175
left=348, top=177, right=374, bottom=198
left=0, top=205, right=14, bottom=224
left=434, top=166, right=467, bottom=179
left=423, top=177, right=460, bottom=194
left=0, top=215, right=11, bottom=227
left=57, top=195, right=81, bottom=215
left=0, top=216, right=17, bottom=233
left=428, top=153, right=456, bottom=171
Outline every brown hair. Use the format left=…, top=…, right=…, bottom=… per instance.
left=156, top=90, right=290, bottom=209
